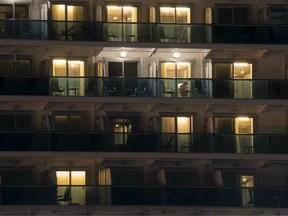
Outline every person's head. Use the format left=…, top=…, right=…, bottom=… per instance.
left=183, top=82, right=188, bottom=86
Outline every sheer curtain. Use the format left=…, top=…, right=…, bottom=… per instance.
left=71, top=171, right=86, bottom=205
left=234, top=80, right=252, bottom=98
left=162, top=117, right=175, bottom=132
left=67, top=6, right=84, bottom=21
left=235, top=117, right=253, bottom=153
left=177, top=117, right=191, bottom=151
left=99, top=168, right=111, bottom=205
left=56, top=171, right=70, bottom=202
left=52, top=5, right=65, bottom=20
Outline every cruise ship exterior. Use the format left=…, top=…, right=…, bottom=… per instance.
left=0, top=0, right=288, bottom=215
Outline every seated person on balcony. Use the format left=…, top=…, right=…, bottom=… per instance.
left=179, top=82, right=188, bottom=97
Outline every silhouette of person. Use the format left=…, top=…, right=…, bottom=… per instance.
left=179, top=82, right=188, bottom=97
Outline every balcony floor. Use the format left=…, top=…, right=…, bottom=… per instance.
left=0, top=205, right=285, bottom=215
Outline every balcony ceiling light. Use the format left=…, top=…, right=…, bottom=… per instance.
left=173, top=52, right=180, bottom=58
left=120, top=51, right=127, bottom=57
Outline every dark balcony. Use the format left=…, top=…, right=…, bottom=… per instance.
left=0, top=20, right=288, bottom=44
left=1, top=76, right=288, bottom=99
left=0, top=185, right=287, bottom=208
left=0, top=132, right=287, bottom=154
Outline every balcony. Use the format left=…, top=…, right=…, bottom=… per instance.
left=1, top=76, right=288, bottom=99
left=0, top=20, right=288, bottom=44
left=0, top=185, right=286, bottom=208
left=0, top=132, right=287, bottom=154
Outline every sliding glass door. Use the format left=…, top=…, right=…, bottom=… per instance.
left=52, top=59, right=85, bottom=96
left=56, top=171, right=86, bottom=205
left=160, top=62, right=191, bottom=97
left=213, top=62, right=253, bottom=98
left=159, top=7, right=190, bottom=42
left=106, top=6, right=138, bottom=41
left=51, top=3, right=85, bottom=39
left=161, top=115, right=193, bottom=152
left=214, top=116, right=254, bottom=153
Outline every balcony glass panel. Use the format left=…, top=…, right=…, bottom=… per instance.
left=0, top=186, right=287, bottom=207
left=0, top=132, right=287, bottom=154
left=0, top=76, right=287, bottom=99
left=0, top=20, right=288, bottom=44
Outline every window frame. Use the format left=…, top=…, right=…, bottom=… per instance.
left=164, top=168, right=197, bottom=186
left=212, top=114, right=255, bottom=134
left=0, top=56, right=33, bottom=76
left=269, top=5, right=288, bottom=24
left=49, top=1, right=88, bottom=21
left=52, top=112, right=88, bottom=132
left=159, top=113, right=194, bottom=134
left=104, top=4, right=140, bottom=22
left=107, top=61, right=139, bottom=77
left=212, top=61, right=254, bottom=79
left=0, top=3, right=30, bottom=19
left=215, top=4, right=251, bottom=24
left=109, top=167, right=143, bottom=186
left=157, top=5, right=193, bottom=24
left=0, top=112, right=34, bottom=132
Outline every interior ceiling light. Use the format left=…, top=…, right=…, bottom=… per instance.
left=120, top=51, right=127, bottom=57
left=173, top=52, right=180, bottom=58
left=234, top=62, right=248, bottom=67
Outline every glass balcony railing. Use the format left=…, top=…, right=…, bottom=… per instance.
left=1, top=76, right=288, bottom=99
left=0, top=132, right=287, bottom=154
left=0, top=185, right=287, bottom=207
left=0, top=20, right=288, bottom=44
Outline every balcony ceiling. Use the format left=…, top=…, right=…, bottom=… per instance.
left=0, top=45, right=210, bottom=59
left=98, top=47, right=209, bottom=59
left=205, top=49, right=266, bottom=59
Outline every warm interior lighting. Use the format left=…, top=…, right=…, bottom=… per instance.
left=173, top=52, right=180, bottom=58
left=237, top=117, right=250, bottom=121
left=234, top=62, right=249, bottom=67
left=71, top=171, right=85, bottom=177
left=161, top=7, right=174, bottom=12
left=123, top=6, right=133, bottom=10
left=107, top=6, right=120, bottom=9
left=53, top=59, right=66, bottom=64
left=56, top=171, right=69, bottom=178
left=120, top=51, right=127, bottom=57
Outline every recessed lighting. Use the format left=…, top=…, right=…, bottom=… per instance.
left=173, top=52, right=180, bottom=58
left=120, top=51, right=127, bottom=57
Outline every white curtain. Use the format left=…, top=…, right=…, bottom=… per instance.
left=71, top=171, right=85, bottom=205
left=156, top=169, right=166, bottom=185
left=96, top=5, right=102, bottom=21
left=234, top=80, right=252, bottom=98
left=52, top=5, right=65, bottom=21
left=99, top=168, right=111, bottom=205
